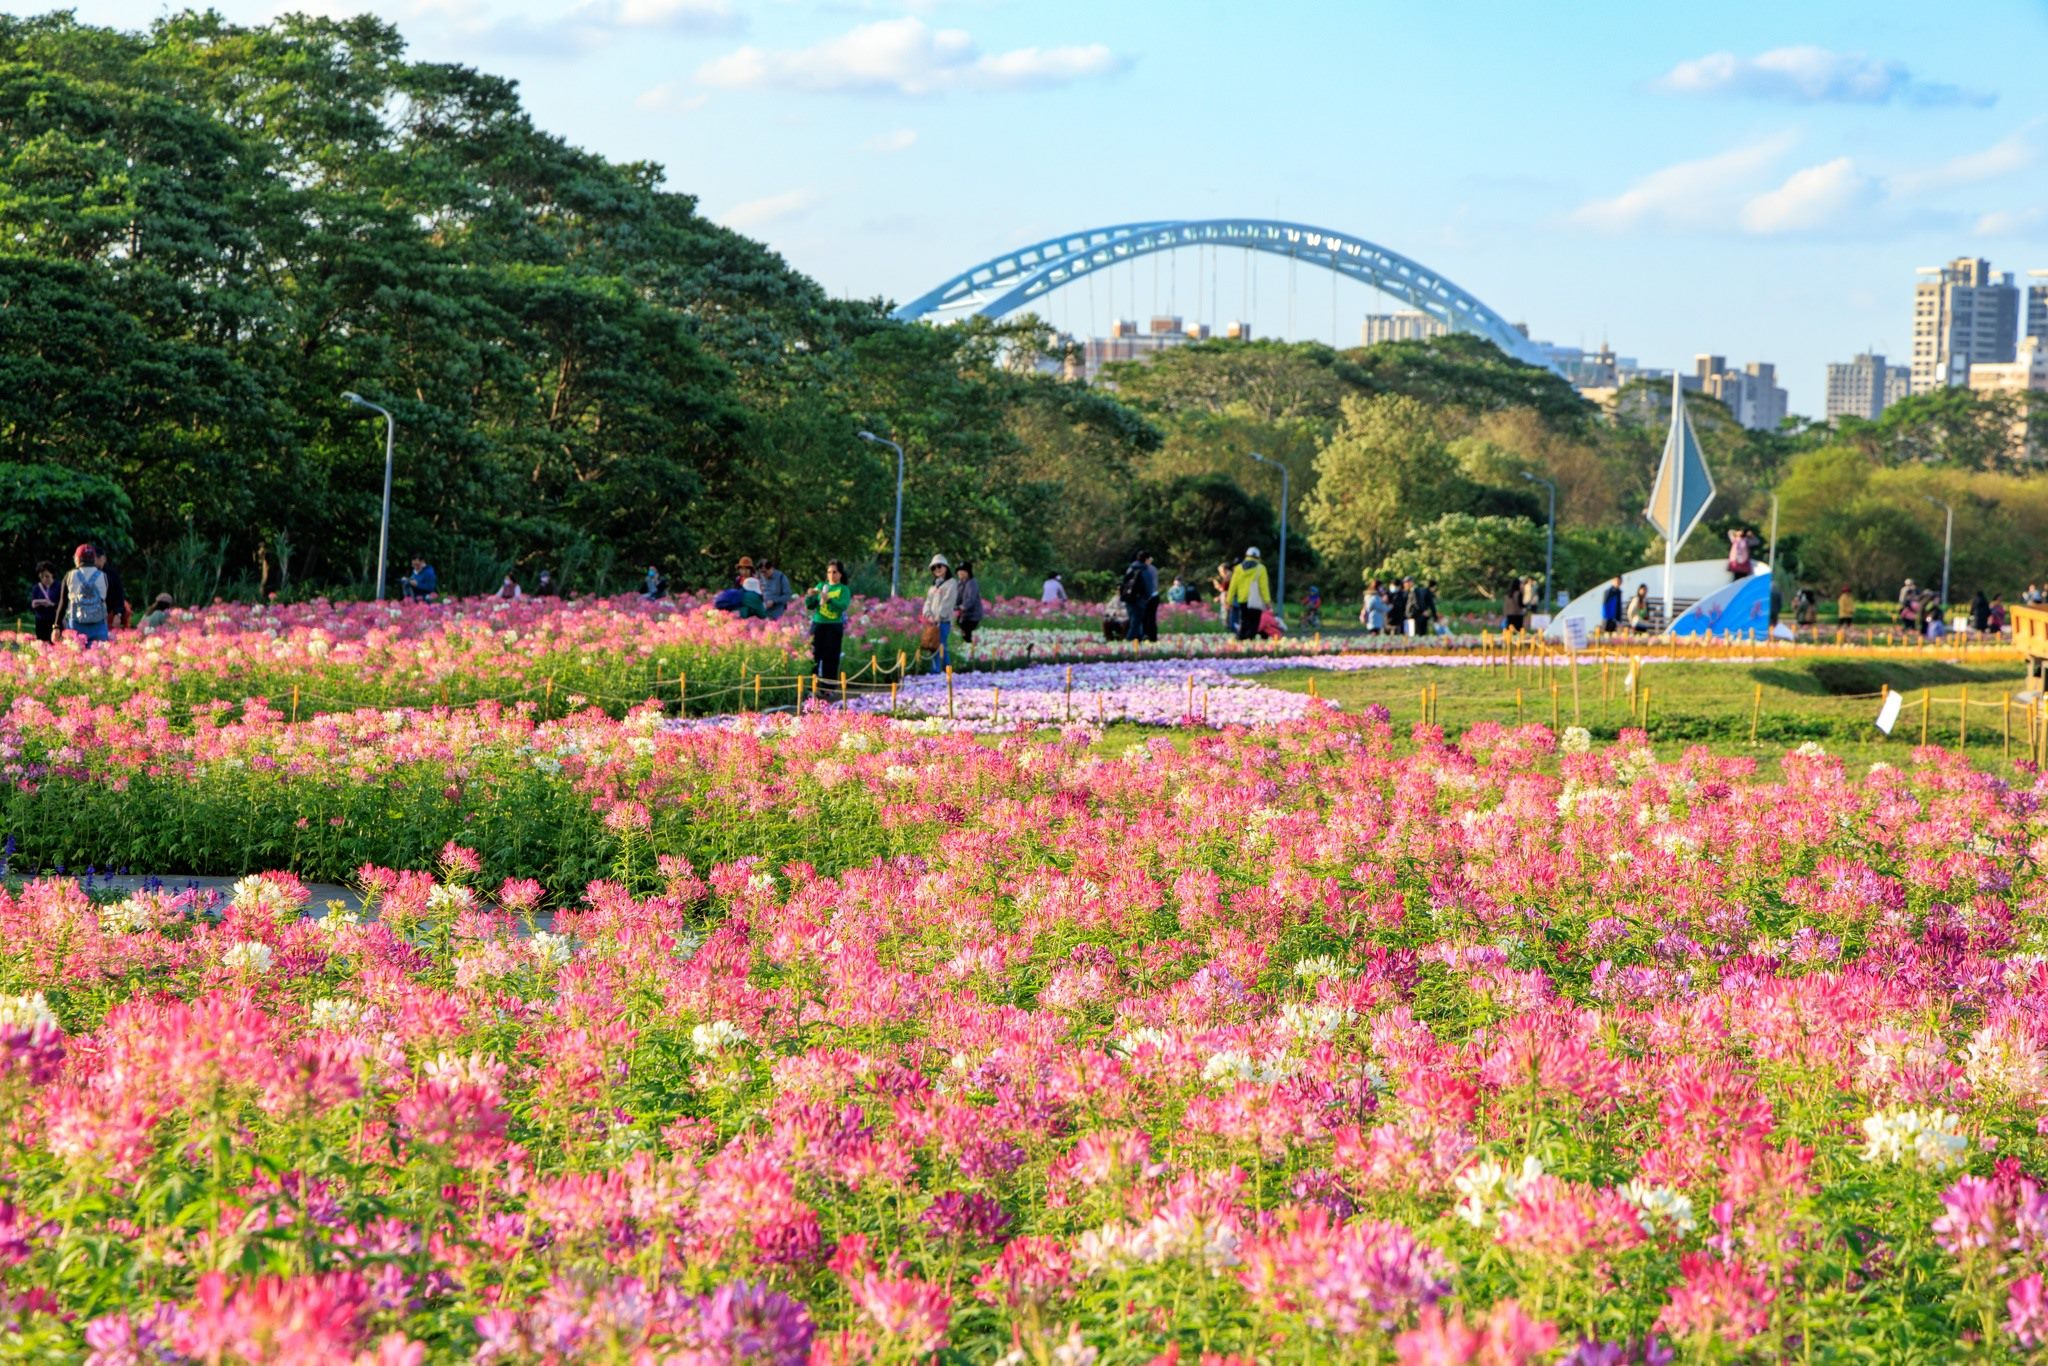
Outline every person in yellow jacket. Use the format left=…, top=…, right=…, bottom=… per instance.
left=1226, top=546, right=1273, bottom=641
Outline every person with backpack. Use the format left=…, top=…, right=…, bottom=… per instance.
left=53, top=544, right=112, bottom=646
left=1227, top=547, right=1272, bottom=642
left=1120, top=551, right=1158, bottom=643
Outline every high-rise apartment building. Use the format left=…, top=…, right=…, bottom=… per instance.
left=2029, top=271, right=2048, bottom=342
left=1966, top=335, right=2048, bottom=461
left=1693, top=355, right=1789, bottom=431
left=1825, top=352, right=1911, bottom=422
left=1360, top=311, right=1449, bottom=345
left=1911, top=257, right=2019, bottom=393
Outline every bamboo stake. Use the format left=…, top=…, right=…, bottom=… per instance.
left=992, top=685, right=1001, bottom=726
left=1642, top=684, right=1652, bottom=733
left=1551, top=679, right=1560, bottom=731
left=679, top=672, right=686, bottom=715
left=1921, top=690, right=1931, bottom=745
left=1960, top=686, right=1968, bottom=748
left=946, top=667, right=954, bottom=720
left=1516, top=687, right=1524, bottom=725
left=1750, top=683, right=1762, bottom=744
left=1065, top=665, right=1074, bottom=722
left=2003, top=694, right=2012, bottom=763
left=1569, top=654, right=1581, bottom=724
left=291, top=685, right=300, bottom=723
left=889, top=681, right=898, bottom=717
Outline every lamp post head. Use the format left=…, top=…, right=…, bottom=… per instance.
left=342, top=391, right=363, bottom=404
left=857, top=430, right=877, bottom=442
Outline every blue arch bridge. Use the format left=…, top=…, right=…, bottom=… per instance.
left=890, top=217, right=1557, bottom=374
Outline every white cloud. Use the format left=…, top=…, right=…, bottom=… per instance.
left=865, top=128, right=918, bottom=152
left=1739, top=157, right=1878, bottom=233
left=720, top=190, right=818, bottom=230
left=1653, top=46, right=1993, bottom=107
left=609, top=0, right=740, bottom=30
left=634, top=83, right=710, bottom=114
left=1975, top=207, right=2047, bottom=236
left=1889, top=130, right=2035, bottom=198
left=1568, top=135, right=1794, bottom=233
left=695, top=17, right=1126, bottom=95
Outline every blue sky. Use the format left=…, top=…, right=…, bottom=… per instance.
left=40, top=0, right=2048, bottom=414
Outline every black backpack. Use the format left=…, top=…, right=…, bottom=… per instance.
left=1119, top=562, right=1147, bottom=603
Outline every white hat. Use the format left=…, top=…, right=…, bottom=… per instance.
left=929, top=554, right=951, bottom=570
left=1245, top=547, right=1262, bottom=559
left=742, top=576, right=762, bottom=593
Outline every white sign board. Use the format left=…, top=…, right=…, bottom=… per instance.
left=1875, top=691, right=1904, bottom=735
left=1562, top=616, right=1589, bottom=650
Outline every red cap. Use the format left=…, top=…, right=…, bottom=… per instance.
left=75, top=544, right=95, bottom=561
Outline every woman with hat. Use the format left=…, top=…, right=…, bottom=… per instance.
left=921, top=554, right=960, bottom=673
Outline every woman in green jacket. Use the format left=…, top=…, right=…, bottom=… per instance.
left=805, top=560, right=853, bottom=685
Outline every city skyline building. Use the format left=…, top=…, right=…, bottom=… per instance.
left=1691, top=354, right=1788, bottom=431
left=1360, top=310, right=1449, bottom=345
left=1825, top=351, right=1912, bottom=423
left=1966, top=334, right=2048, bottom=462
left=2030, top=271, right=2048, bottom=344
left=1911, top=257, right=2019, bottom=394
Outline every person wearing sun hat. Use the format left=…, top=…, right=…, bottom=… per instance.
left=921, top=553, right=960, bottom=673
left=1227, top=546, right=1272, bottom=642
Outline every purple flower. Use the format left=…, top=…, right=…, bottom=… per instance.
left=688, top=1281, right=814, bottom=1365
left=921, top=1191, right=1012, bottom=1245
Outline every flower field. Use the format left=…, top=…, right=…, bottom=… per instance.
left=5, top=697, right=2048, bottom=1362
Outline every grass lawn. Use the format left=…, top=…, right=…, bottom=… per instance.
left=1251, top=653, right=2044, bottom=770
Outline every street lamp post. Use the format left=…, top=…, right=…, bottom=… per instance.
left=343, top=392, right=395, bottom=601
left=1521, top=472, right=1557, bottom=610
left=1921, top=495, right=1954, bottom=610
left=858, top=431, right=907, bottom=600
left=1766, top=493, right=1779, bottom=573
left=1247, top=451, right=1288, bottom=616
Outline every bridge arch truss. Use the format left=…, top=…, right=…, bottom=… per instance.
left=891, top=218, right=1555, bottom=372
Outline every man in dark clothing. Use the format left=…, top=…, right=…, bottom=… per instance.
left=1601, top=576, right=1624, bottom=633
left=96, top=549, right=131, bottom=629
left=1387, top=579, right=1409, bottom=633
left=1121, top=552, right=1159, bottom=642
left=403, top=555, right=439, bottom=602
left=1410, top=578, right=1437, bottom=636
left=1970, top=589, right=1991, bottom=633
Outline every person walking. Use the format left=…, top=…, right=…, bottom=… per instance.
left=953, top=561, right=985, bottom=645
left=1970, top=588, right=1991, bottom=634
left=1303, top=583, right=1322, bottom=629
left=1897, top=578, right=1917, bottom=612
left=53, top=544, right=112, bottom=646
left=759, top=559, right=793, bottom=621
left=1227, top=546, right=1272, bottom=642
left=805, top=560, right=852, bottom=686
left=1212, top=561, right=1236, bottom=634
left=28, top=562, right=58, bottom=643
left=921, top=554, right=960, bottom=673
left=1836, top=587, right=1856, bottom=629
left=1361, top=583, right=1388, bottom=635
left=1521, top=577, right=1543, bottom=626
left=1386, top=578, right=1409, bottom=633
left=1502, top=579, right=1526, bottom=633
left=1601, top=576, right=1624, bottom=634
left=1041, top=571, right=1068, bottom=605
left=1988, top=593, right=2009, bottom=633
left=1795, top=587, right=1818, bottom=631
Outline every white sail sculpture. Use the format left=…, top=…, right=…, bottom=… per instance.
left=1644, top=374, right=1716, bottom=625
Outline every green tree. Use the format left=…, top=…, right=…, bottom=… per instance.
left=1302, top=395, right=1463, bottom=583
left=1375, top=513, right=1543, bottom=600
left=1119, top=474, right=1281, bottom=584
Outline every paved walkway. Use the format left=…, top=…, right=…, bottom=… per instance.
left=87, top=872, right=365, bottom=913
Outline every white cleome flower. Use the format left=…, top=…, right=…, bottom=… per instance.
left=1861, top=1107, right=1969, bottom=1170
left=1618, top=1180, right=1697, bottom=1234
left=0, top=990, right=59, bottom=1033
left=527, top=931, right=573, bottom=968
left=1560, top=726, right=1593, bottom=755
left=1291, top=954, right=1346, bottom=982
left=222, top=941, right=275, bottom=975
left=308, top=997, right=366, bottom=1030
left=692, top=1020, right=750, bottom=1056
left=1453, top=1154, right=1545, bottom=1227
